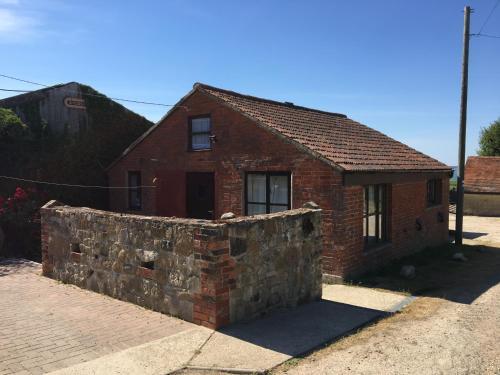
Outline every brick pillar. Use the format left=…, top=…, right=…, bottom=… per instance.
left=193, top=226, right=234, bottom=329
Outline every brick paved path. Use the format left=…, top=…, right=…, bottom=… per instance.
left=0, top=259, right=194, bottom=375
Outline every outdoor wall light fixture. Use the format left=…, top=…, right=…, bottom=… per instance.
left=415, top=218, right=423, bottom=231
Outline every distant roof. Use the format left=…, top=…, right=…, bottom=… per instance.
left=0, top=82, right=78, bottom=107
left=196, top=83, right=450, bottom=172
left=464, top=156, right=500, bottom=194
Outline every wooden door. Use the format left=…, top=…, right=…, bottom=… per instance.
left=186, top=172, right=215, bottom=219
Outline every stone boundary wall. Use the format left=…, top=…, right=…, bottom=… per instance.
left=41, top=201, right=322, bottom=329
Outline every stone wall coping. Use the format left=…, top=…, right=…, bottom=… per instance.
left=221, top=207, right=322, bottom=225
left=42, top=203, right=321, bottom=228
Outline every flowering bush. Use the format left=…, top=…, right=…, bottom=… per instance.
left=0, top=187, right=47, bottom=261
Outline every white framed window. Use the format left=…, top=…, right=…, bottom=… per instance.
left=189, top=116, right=211, bottom=150
left=245, top=172, right=291, bottom=215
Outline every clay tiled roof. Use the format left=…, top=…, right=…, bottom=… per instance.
left=197, top=83, right=450, bottom=172
left=464, top=156, right=500, bottom=194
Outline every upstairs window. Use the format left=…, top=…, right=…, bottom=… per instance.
left=363, top=184, right=388, bottom=248
left=245, top=172, right=291, bottom=215
left=128, top=171, right=142, bottom=210
left=427, top=178, right=442, bottom=207
left=189, top=116, right=211, bottom=151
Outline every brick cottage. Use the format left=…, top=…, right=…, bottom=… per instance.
left=107, top=83, right=451, bottom=281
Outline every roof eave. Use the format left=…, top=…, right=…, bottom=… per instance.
left=105, top=87, right=196, bottom=171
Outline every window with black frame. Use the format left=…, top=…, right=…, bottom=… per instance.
left=245, top=172, right=291, bottom=215
left=189, top=116, right=211, bottom=150
left=128, top=171, right=142, bottom=210
left=426, top=178, right=442, bottom=207
left=363, top=184, right=388, bottom=248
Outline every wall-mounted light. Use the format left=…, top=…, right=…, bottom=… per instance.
left=415, top=218, right=423, bottom=231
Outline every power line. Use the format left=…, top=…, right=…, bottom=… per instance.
left=471, top=32, right=500, bottom=39
left=0, top=74, right=46, bottom=87
left=477, top=0, right=500, bottom=34
left=0, top=175, right=156, bottom=189
left=0, top=89, right=32, bottom=93
left=0, top=73, right=182, bottom=108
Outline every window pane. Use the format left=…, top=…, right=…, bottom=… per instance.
left=270, top=205, right=287, bottom=213
left=367, top=214, right=377, bottom=244
left=191, top=117, right=211, bottom=133
left=269, top=175, right=288, bottom=205
left=368, top=185, right=376, bottom=214
left=247, top=174, right=266, bottom=203
left=247, top=203, right=266, bottom=215
left=192, top=133, right=211, bottom=150
left=378, top=213, right=383, bottom=241
left=129, top=174, right=139, bottom=187
left=128, top=172, right=141, bottom=210
left=363, top=187, right=367, bottom=215
left=364, top=184, right=388, bottom=247
left=130, top=190, right=140, bottom=208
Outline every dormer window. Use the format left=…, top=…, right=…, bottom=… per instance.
left=189, top=116, right=212, bottom=151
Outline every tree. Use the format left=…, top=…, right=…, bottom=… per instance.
left=0, top=108, right=32, bottom=141
left=478, top=118, right=500, bottom=156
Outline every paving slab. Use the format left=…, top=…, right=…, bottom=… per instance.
left=189, top=285, right=413, bottom=373
left=47, top=328, right=212, bottom=375
left=323, top=284, right=415, bottom=313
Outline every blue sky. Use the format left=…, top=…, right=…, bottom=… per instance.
left=1, top=0, right=499, bottom=166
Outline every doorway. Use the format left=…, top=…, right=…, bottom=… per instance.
left=186, top=172, right=215, bottom=219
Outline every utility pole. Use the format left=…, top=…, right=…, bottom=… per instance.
left=455, top=5, right=471, bottom=245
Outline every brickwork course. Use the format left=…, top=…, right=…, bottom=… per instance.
left=108, top=83, right=451, bottom=280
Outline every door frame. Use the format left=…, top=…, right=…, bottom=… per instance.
left=186, top=171, right=215, bottom=219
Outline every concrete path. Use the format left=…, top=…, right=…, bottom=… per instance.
left=1, top=259, right=413, bottom=375
left=187, top=286, right=413, bottom=373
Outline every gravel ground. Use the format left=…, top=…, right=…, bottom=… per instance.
left=275, top=287, right=499, bottom=375
left=274, top=216, right=500, bottom=375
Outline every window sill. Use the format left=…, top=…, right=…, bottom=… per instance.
left=188, top=148, right=212, bottom=152
left=363, top=242, right=392, bottom=255
left=426, top=203, right=443, bottom=210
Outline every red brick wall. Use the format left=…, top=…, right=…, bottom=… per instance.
left=108, top=90, right=449, bottom=279
left=108, top=90, right=342, bottom=275
left=326, top=178, right=450, bottom=278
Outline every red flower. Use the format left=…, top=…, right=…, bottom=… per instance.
left=13, top=187, right=28, bottom=201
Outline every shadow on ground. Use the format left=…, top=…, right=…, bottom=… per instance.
left=188, top=297, right=397, bottom=371
left=0, top=257, right=40, bottom=277
left=463, top=231, right=488, bottom=240
left=349, top=243, right=500, bottom=305
left=218, top=299, right=387, bottom=355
